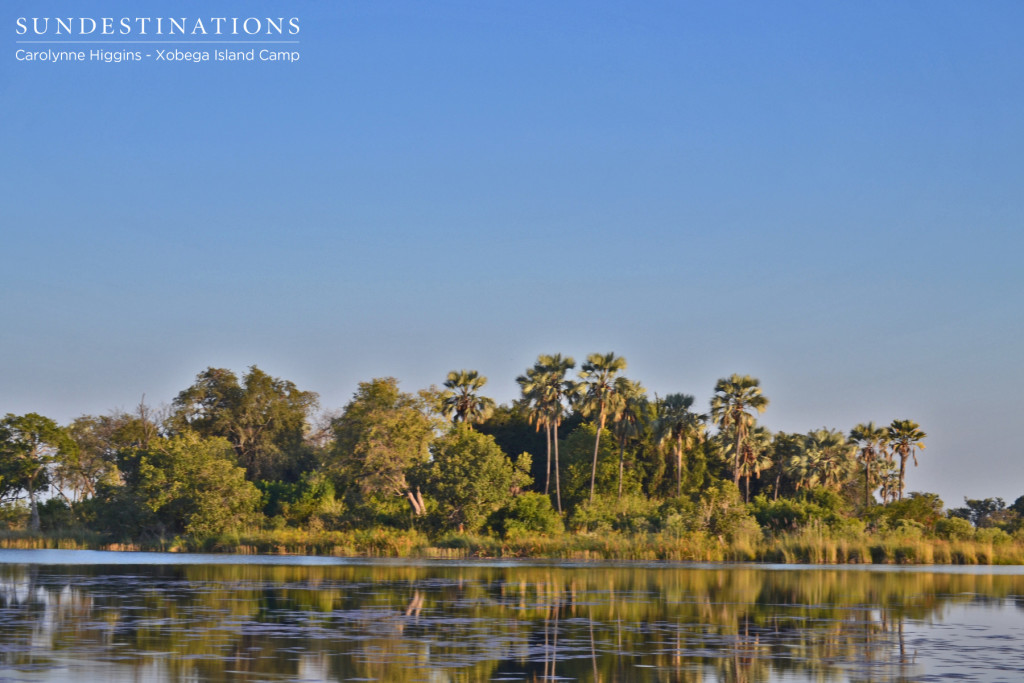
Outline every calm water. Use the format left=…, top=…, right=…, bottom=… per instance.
left=1, top=551, right=1023, bottom=682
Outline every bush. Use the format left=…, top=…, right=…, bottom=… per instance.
left=569, top=493, right=659, bottom=534
left=38, top=499, right=74, bottom=531
left=488, top=492, right=563, bottom=537
left=935, top=517, right=974, bottom=541
left=975, top=526, right=1011, bottom=545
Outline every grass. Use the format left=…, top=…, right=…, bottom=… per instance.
left=7, top=526, right=1024, bottom=564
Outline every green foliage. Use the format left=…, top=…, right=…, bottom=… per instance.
left=569, top=493, right=660, bottom=534
left=329, top=378, right=437, bottom=522
left=751, top=487, right=849, bottom=533
left=935, top=516, right=974, bottom=541
left=696, top=482, right=760, bottom=542
left=870, top=492, right=944, bottom=532
left=948, top=497, right=1019, bottom=529
left=423, top=427, right=532, bottom=532
left=259, top=473, right=344, bottom=529
left=975, top=526, right=1011, bottom=545
left=559, top=424, right=626, bottom=509
left=488, top=492, right=563, bottom=537
left=169, top=366, right=318, bottom=482
left=125, top=433, right=261, bottom=537
left=0, top=413, right=77, bottom=530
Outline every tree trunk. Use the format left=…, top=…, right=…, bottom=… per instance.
left=676, top=436, right=683, bottom=498
left=544, top=423, right=552, bottom=495
left=406, top=487, right=426, bottom=516
left=553, top=419, right=562, bottom=514
left=617, top=438, right=625, bottom=499
left=590, top=412, right=605, bottom=502
left=733, top=427, right=743, bottom=487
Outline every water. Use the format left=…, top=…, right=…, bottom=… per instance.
left=1, top=550, right=1023, bottom=681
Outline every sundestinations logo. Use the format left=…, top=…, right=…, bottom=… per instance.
left=15, top=16, right=301, bottom=37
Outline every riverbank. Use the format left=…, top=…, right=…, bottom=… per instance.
left=4, top=527, right=1024, bottom=564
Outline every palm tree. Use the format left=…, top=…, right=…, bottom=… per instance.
left=439, top=370, right=495, bottom=428
left=575, top=352, right=628, bottom=502
left=653, top=393, right=706, bottom=498
left=888, top=419, right=926, bottom=501
left=767, top=432, right=803, bottom=500
left=517, top=354, right=575, bottom=513
left=802, top=428, right=855, bottom=491
left=710, top=374, right=769, bottom=487
left=849, top=422, right=889, bottom=508
left=609, top=378, right=647, bottom=498
left=517, top=363, right=553, bottom=492
left=737, top=425, right=773, bottom=502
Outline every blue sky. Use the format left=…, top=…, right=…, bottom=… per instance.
left=4, top=1, right=1023, bottom=506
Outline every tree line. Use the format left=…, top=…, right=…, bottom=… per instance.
left=1, top=353, right=1016, bottom=545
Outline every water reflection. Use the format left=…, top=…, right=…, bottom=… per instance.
left=0, top=557, right=1022, bottom=681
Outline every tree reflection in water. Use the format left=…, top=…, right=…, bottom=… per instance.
left=0, top=559, right=1022, bottom=681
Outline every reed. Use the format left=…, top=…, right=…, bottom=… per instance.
left=6, top=527, right=1024, bottom=564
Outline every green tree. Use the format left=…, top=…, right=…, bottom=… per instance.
left=653, top=394, right=706, bottom=498
left=170, top=366, right=319, bottom=482
left=439, top=370, right=496, bottom=428
left=330, top=378, right=438, bottom=521
left=887, top=419, right=926, bottom=501
left=132, top=433, right=261, bottom=537
left=710, top=374, right=769, bottom=488
left=608, top=378, right=647, bottom=499
left=801, top=428, right=855, bottom=492
left=736, top=425, right=773, bottom=502
left=575, top=352, right=628, bottom=502
left=849, top=422, right=889, bottom=508
left=0, top=413, right=76, bottom=531
left=423, top=427, right=532, bottom=532
left=766, top=432, right=803, bottom=500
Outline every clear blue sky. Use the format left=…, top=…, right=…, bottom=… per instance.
left=4, top=1, right=1023, bottom=506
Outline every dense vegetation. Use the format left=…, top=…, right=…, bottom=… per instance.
left=2, top=355, right=1021, bottom=562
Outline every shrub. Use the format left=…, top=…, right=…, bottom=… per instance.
left=935, top=517, right=974, bottom=541
left=488, top=492, right=563, bottom=537
left=975, top=527, right=1011, bottom=545
left=569, top=493, right=659, bottom=534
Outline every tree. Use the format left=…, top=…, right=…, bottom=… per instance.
left=767, top=432, right=803, bottom=500
left=439, top=370, right=496, bottom=428
left=170, top=366, right=319, bottom=482
left=423, top=427, right=532, bottom=532
left=516, top=354, right=576, bottom=512
left=887, top=419, right=926, bottom=501
left=575, top=352, right=628, bottom=502
left=517, top=360, right=555, bottom=495
left=710, top=374, right=769, bottom=488
left=801, top=428, right=855, bottom=492
left=131, top=433, right=261, bottom=537
left=330, top=378, right=437, bottom=519
left=736, top=425, right=773, bottom=502
left=653, top=394, right=705, bottom=498
left=0, top=413, right=76, bottom=531
left=609, top=378, right=647, bottom=498
left=849, top=422, right=889, bottom=508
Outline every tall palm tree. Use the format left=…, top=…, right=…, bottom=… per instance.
left=575, top=352, right=628, bottom=502
left=710, top=374, right=769, bottom=488
left=849, top=422, right=889, bottom=508
left=439, top=370, right=495, bottom=428
left=888, top=419, right=926, bottom=501
left=653, top=393, right=706, bottom=498
left=517, top=363, right=552, bottom=491
left=517, top=354, right=575, bottom=513
left=609, top=378, right=647, bottom=498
